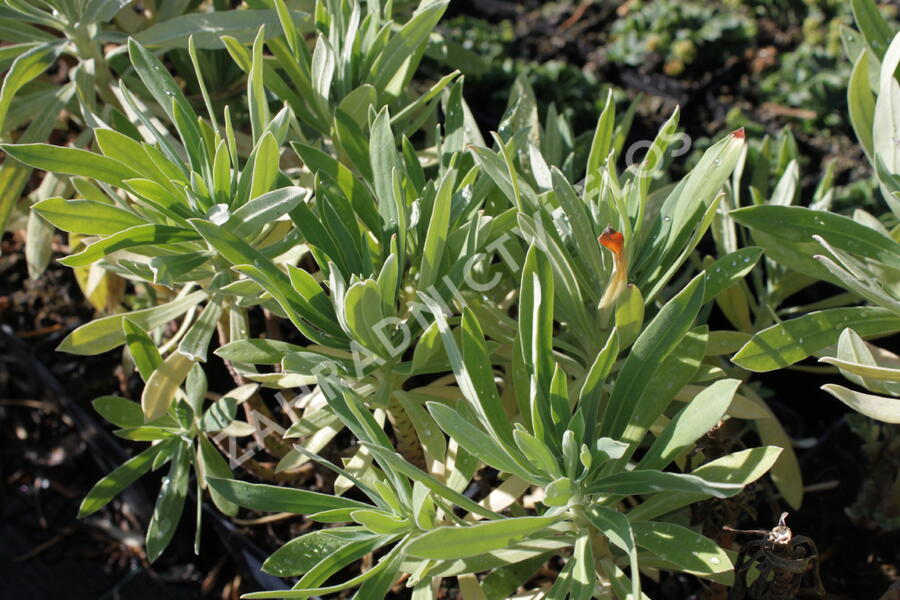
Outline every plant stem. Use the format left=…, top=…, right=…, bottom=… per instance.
left=386, top=391, right=426, bottom=469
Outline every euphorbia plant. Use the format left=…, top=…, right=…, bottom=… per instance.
left=2, top=3, right=802, bottom=596
left=202, top=100, right=787, bottom=596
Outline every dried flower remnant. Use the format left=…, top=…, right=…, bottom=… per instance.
left=726, top=512, right=825, bottom=599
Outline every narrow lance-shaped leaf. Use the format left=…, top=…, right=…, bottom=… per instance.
left=142, top=351, right=194, bottom=421
left=601, top=274, right=706, bottom=439
left=822, top=384, right=900, bottom=423
left=628, top=446, right=782, bottom=521
left=123, top=318, right=162, bottom=381
left=0, top=42, right=63, bottom=131
left=59, top=290, right=207, bottom=355
left=0, top=143, right=140, bottom=187
left=637, top=379, right=740, bottom=471
left=206, top=477, right=372, bottom=514
left=135, top=9, right=312, bottom=49
left=59, top=224, right=201, bottom=268
left=146, top=441, right=191, bottom=562
left=585, top=506, right=640, bottom=600
left=33, top=197, right=145, bottom=235
left=78, top=442, right=167, bottom=517
left=405, top=515, right=559, bottom=560
left=733, top=307, right=900, bottom=372
left=632, top=521, right=733, bottom=583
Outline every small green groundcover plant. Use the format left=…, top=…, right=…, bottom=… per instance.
left=2, top=0, right=898, bottom=596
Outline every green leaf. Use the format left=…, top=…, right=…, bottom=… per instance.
left=247, top=27, right=269, bottom=143
left=123, top=318, right=162, bottom=382
left=589, top=470, right=741, bottom=498
left=851, top=0, right=894, bottom=59
left=873, top=79, right=900, bottom=179
left=519, top=245, right=555, bottom=403
left=78, top=442, right=167, bottom=517
left=637, top=129, right=744, bottom=294
left=628, top=447, right=782, bottom=522
left=135, top=9, right=311, bottom=49
left=579, top=331, right=619, bottom=443
left=421, top=296, right=517, bottom=452
left=616, top=327, right=707, bottom=462
left=0, top=83, right=73, bottom=236
left=731, top=205, right=900, bottom=270
left=248, top=540, right=404, bottom=599
left=544, top=477, right=575, bottom=507
left=570, top=532, right=595, bottom=600
left=632, top=521, right=732, bottom=583
left=513, top=428, right=559, bottom=479
left=601, top=274, right=706, bottom=439
left=247, top=132, right=280, bottom=202
left=419, top=168, right=456, bottom=290
left=702, top=247, right=763, bottom=303
left=552, top=166, right=605, bottom=284
left=585, top=505, right=640, bottom=600
left=0, top=143, right=139, bottom=187
left=848, top=49, right=876, bottom=159
left=185, top=363, right=207, bottom=415
left=406, top=516, right=559, bottom=560
left=58, top=290, right=206, bottom=355
left=584, top=90, right=615, bottom=199
left=177, top=300, right=223, bottom=362
left=291, top=142, right=381, bottom=236
left=81, top=0, right=130, bottom=23
left=228, top=186, right=306, bottom=239
left=343, top=279, right=389, bottom=355
left=310, top=34, right=335, bottom=112
left=366, top=2, right=448, bottom=102
left=370, top=108, right=401, bottom=230
left=200, top=396, right=237, bottom=432
left=263, top=529, right=383, bottom=577
left=206, top=477, right=371, bottom=515
left=823, top=328, right=900, bottom=395
left=755, top=410, right=803, bottom=509
left=142, top=350, right=194, bottom=421
left=638, top=379, right=740, bottom=470
left=127, top=38, right=202, bottom=166
left=95, top=128, right=177, bottom=185
left=427, top=402, right=534, bottom=481
left=733, top=307, right=900, bottom=371
left=351, top=509, right=410, bottom=534
left=614, top=284, right=644, bottom=350
left=0, top=42, right=62, bottom=132
left=92, top=395, right=146, bottom=429
left=59, top=224, right=201, bottom=267
left=216, top=338, right=305, bottom=364
left=197, top=435, right=238, bottom=516
left=823, top=354, right=900, bottom=384
left=146, top=441, right=190, bottom=562
left=190, top=219, right=344, bottom=347
left=361, top=442, right=502, bottom=520
left=822, top=384, right=900, bottom=423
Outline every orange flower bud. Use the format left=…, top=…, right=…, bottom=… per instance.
left=598, top=227, right=624, bottom=256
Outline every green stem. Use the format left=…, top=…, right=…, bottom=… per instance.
left=386, top=391, right=425, bottom=469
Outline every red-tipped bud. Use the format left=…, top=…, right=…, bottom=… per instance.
left=731, top=127, right=745, bottom=139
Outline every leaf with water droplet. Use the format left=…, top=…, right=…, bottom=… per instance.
left=146, top=441, right=190, bottom=562
left=702, top=247, right=763, bottom=304
left=733, top=306, right=900, bottom=371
